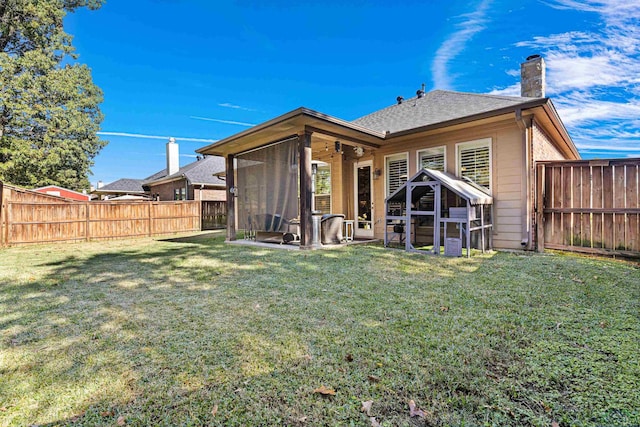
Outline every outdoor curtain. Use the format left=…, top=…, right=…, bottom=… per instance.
left=236, top=137, right=299, bottom=233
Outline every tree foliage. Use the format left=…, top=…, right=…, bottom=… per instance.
left=0, top=0, right=105, bottom=191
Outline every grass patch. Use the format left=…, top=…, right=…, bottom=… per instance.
left=0, top=233, right=638, bottom=426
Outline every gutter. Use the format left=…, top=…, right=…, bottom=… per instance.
left=142, top=173, right=187, bottom=187
left=516, top=108, right=533, bottom=250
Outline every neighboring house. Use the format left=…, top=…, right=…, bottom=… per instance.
left=91, top=178, right=150, bottom=200
left=92, top=139, right=226, bottom=202
left=142, top=141, right=226, bottom=201
left=33, top=185, right=91, bottom=201
left=197, top=55, right=579, bottom=250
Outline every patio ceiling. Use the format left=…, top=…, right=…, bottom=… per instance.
left=196, top=107, right=385, bottom=158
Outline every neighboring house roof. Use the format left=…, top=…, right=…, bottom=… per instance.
left=143, top=155, right=226, bottom=187
left=143, top=169, right=168, bottom=181
left=95, top=178, right=146, bottom=194
left=107, top=194, right=151, bottom=201
left=352, top=90, right=541, bottom=134
left=33, top=185, right=91, bottom=201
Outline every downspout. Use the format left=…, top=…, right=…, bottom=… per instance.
left=515, top=108, right=533, bottom=250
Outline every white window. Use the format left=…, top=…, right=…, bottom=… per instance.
left=385, top=153, right=408, bottom=196
left=456, top=138, right=492, bottom=191
left=174, top=187, right=186, bottom=200
left=314, top=164, right=331, bottom=214
left=418, top=146, right=446, bottom=172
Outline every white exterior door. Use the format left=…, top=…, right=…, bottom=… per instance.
left=354, top=160, right=374, bottom=238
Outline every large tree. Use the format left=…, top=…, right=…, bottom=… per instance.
left=0, top=0, right=106, bottom=191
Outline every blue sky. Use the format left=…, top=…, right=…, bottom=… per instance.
left=64, top=0, right=640, bottom=186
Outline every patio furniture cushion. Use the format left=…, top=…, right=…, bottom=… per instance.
left=320, top=214, right=345, bottom=244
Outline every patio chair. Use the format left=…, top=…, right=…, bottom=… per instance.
left=320, top=214, right=345, bottom=245
left=252, top=213, right=287, bottom=232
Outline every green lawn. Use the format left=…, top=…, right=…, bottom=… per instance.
left=0, top=232, right=638, bottom=426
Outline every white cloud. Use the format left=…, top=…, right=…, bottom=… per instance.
left=97, top=131, right=218, bottom=144
left=488, top=82, right=521, bottom=97
left=431, top=0, right=493, bottom=90
left=545, top=0, right=640, bottom=26
left=190, top=116, right=256, bottom=127
left=494, top=0, right=640, bottom=158
left=218, top=102, right=256, bottom=112
left=578, top=144, right=640, bottom=152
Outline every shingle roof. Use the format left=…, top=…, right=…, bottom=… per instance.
left=97, top=178, right=145, bottom=193
left=352, top=90, right=540, bottom=134
left=143, top=169, right=167, bottom=181
left=143, top=155, right=226, bottom=186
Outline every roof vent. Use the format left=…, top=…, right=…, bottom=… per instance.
left=416, top=83, right=426, bottom=98
left=396, top=96, right=404, bottom=105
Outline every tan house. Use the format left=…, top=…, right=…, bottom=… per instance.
left=197, top=56, right=579, bottom=250
left=142, top=139, right=226, bottom=202
left=94, top=138, right=226, bottom=202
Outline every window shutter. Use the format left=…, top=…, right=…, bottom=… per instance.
left=420, top=148, right=445, bottom=171
left=314, top=166, right=331, bottom=214
left=460, top=145, right=490, bottom=188
left=387, top=156, right=407, bottom=195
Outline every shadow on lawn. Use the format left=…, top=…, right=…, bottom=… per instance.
left=5, top=234, right=430, bottom=425
left=4, top=236, right=637, bottom=426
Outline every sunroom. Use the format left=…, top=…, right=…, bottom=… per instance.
left=197, top=107, right=386, bottom=249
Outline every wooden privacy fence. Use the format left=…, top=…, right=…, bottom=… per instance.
left=536, top=159, right=640, bottom=257
left=201, top=200, right=227, bottom=230
left=1, top=183, right=201, bottom=246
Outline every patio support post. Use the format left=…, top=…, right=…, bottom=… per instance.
left=226, top=154, right=236, bottom=241
left=298, top=130, right=313, bottom=248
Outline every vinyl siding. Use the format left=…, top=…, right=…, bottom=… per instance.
left=369, top=118, right=527, bottom=249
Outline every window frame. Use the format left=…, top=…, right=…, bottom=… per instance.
left=314, top=163, right=332, bottom=214
left=384, top=152, right=409, bottom=196
left=455, top=138, right=492, bottom=193
left=416, top=146, right=447, bottom=173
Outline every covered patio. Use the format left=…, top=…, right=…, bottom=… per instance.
left=197, top=108, right=386, bottom=249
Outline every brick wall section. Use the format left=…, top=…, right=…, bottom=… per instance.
left=194, top=188, right=226, bottom=201
left=532, top=120, right=565, bottom=161
left=148, top=180, right=226, bottom=201
left=149, top=180, right=188, bottom=201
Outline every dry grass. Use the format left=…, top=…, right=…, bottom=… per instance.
left=0, top=232, right=638, bottom=426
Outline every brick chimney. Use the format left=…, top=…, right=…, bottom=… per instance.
left=521, top=55, right=546, bottom=98
left=166, top=137, right=179, bottom=176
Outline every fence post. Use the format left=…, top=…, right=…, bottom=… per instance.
left=85, top=201, right=90, bottom=241
left=0, top=181, right=4, bottom=247
left=4, top=200, right=10, bottom=246
left=536, top=163, right=545, bottom=253
left=148, top=201, right=152, bottom=237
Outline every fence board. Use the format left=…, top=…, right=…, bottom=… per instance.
left=551, top=166, right=563, bottom=245
left=538, top=159, right=640, bottom=257
left=0, top=184, right=202, bottom=245
left=202, top=201, right=227, bottom=230
left=0, top=182, right=4, bottom=246
left=580, top=166, right=591, bottom=248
